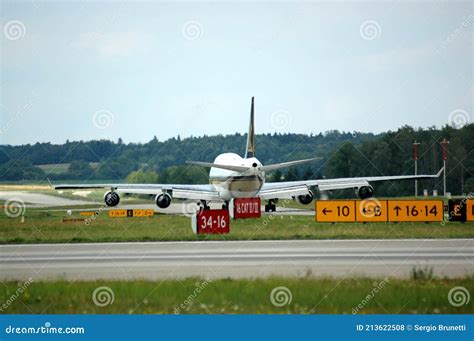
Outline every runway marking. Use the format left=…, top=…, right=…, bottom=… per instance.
left=1, top=238, right=473, bottom=248
left=2, top=239, right=472, bottom=280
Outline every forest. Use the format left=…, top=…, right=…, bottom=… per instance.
left=0, top=124, right=473, bottom=197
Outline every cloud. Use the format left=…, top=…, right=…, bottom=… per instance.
left=321, top=96, right=360, bottom=124
left=356, top=42, right=439, bottom=72
left=69, top=32, right=137, bottom=58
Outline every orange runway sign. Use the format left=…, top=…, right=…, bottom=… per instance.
left=315, top=200, right=356, bottom=222
left=79, top=211, right=96, bottom=217
left=355, top=199, right=388, bottom=222
left=315, top=199, right=444, bottom=223
left=467, top=199, right=474, bottom=222
left=387, top=200, right=443, bottom=222
left=108, top=209, right=154, bottom=218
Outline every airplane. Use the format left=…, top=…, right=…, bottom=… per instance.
left=55, top=97, right=443, bottom=212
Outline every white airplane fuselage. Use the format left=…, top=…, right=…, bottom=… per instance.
left=209, top=153, right=265, bottom=201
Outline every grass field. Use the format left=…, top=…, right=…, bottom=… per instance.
left=0, top=208, right=473, bottom=244
left=1, top=276, right=472, bottom=314
left=1, top=187, right=472, bottom=243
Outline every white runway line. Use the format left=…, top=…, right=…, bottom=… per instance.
left=1, top=239, right=473, bottom=280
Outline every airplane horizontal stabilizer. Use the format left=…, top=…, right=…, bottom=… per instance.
left=259, top=157, right=320, bottom=172
left=186, top=161, right=251, bottom=172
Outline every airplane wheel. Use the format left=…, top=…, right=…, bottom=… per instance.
left=264, top=204, right=270, bottom=212
left=270, top=204, right=277, bottom=212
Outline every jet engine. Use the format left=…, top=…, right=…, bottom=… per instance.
left=357, top=185, right=374, bottom=199
left=155, top=193, right=172, bottom=208
left=104, top=191, right=120, bottom=207
left=297, top=191, right=314, bottom=205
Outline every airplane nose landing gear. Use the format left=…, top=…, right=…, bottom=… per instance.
left=222, top=201, right=229, bottom=210
left=198, top=200, right=211, bottom=210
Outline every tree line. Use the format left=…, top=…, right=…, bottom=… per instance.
left=0, top=124, right=472, bottom=196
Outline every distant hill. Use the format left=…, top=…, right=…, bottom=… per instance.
left=0, top=124, right=473, bottom=197
left=0, top=131, right=376, bottom=181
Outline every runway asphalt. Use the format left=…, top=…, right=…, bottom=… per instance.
left=1, top=239, right=472, bottom=281
left=0, top=191, right=98, bottom=207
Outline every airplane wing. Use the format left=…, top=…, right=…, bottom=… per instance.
left=54, top=183, right=221, bottom=201
left=259, top=167, right=444, bottom=198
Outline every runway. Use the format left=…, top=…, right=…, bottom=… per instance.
left=0, top=191, right=98, bottom=207
left=1, top=239, right=472, bottom=281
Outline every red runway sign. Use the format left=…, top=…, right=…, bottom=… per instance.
left=193, top=209, right=230, bottom=234
left=231, top=198, right=261, bottom=219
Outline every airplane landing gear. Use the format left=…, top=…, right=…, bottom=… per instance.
left=198, top=200, right=211, bottom=210
left=264, top=199, right=277, bottom=212
left=222, top=201, right=229, bottom=210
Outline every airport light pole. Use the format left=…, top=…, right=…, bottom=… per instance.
left=413, top=141, right=420, bottom=197
left=441, top=138, right=450, bottom=197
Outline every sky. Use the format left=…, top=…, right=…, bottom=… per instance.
left=0, top=0, right=472, bottom=145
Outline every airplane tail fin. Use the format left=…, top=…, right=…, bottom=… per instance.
left=245, top=97, right=256, bottom=158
